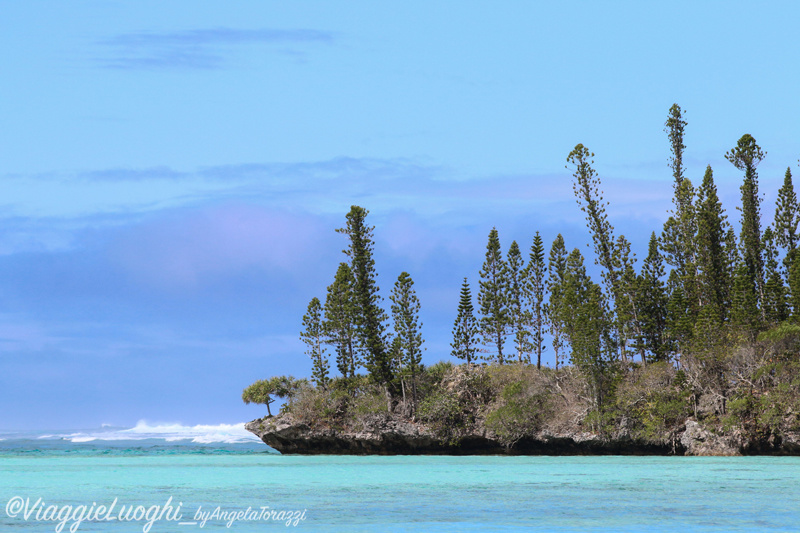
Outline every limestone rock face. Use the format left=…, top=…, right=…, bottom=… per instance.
left=778, top=432, right=800, bottom=454
left=679, top=420, right=740, bottom=456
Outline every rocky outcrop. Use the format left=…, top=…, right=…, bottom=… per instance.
left=247, top=414, right=800, bottom=455
left=246, top=414, right=683, bottom=455
left=246, top=414, right=506, bottom=454
left=245, top=414, right=469, bottom=455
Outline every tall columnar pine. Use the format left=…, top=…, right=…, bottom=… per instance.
left=722, top=227, right=744, bottom=337
left=567, top=144, right=623, bottom=360
left=695, top=166, right=731, bottom=334
left=389, top=272, right=424, bottom=410
left=665, top=104, right=687, bottom=192
left=301, top=297, right=329, bottom=389
left=774, top=167, right=799, bottom=272
left=666, top=270, right=693, bottom=358
left=323, top=262, right=359, bottom=378
left=730, top=261, right=759, bottom=342
left=762, top=227, right=788, bottom=325
left=525, top=232, right=547, bottom=368
left=451, top=278, right=479, bottom=365
left=506, top=240, right=531, bottom=363
left=724, top=228, right=740, bottom=291
left=387, top=333, right=400, bottom=367
left=662, top=104, right=698, bottom=321
left=660, top=178, right=698, bottom=323
left=639, top=233, right=670, bottom=362
left=613, top=235, right=644, bottom=363
left=660, top=216, right=682, bottom=271
left=336, top=206, right=394, bottom=389
left=562, top=248, right=615, bottom=407
left=478, top=228, right=509, bottom=364
left=726, top=134, right=766, bottom=323
left=545, top=235, right=568, bottom=369
left=790, top=253, right=800, bottom=320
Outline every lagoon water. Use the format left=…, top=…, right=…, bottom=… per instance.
left=1, top=424, right=798, bottom=532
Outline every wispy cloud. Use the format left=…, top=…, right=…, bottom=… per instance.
left=199, top=157, right=438, bottom=183
left=0, top=156, right=681, bottom=259
left=97, top=27, right=335, bottom=70
left=83, top=166, right=187, bottom=181
left=110, top=204, right=335, bottom=289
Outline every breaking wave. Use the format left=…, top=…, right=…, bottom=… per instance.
left=31, top=421, right=261, bottom=444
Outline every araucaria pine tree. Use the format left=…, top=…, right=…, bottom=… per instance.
left=451, top=278, right=478, bottom=365
left=666, top=267, right=695, bottom=355
left=790, top=253, right=800, bottom=320
left=662, top=104, right=698, bottom=316
left=323, top=263, right=359, bottom=379
left=639, top=233, right=670, bottom=362
left=726, top=134, right=766, bottom=323
left=336, top=206, right=394, bottom=390
left=546, top=235, right=568, bottom=369
left=762, top=226, right=788, bottom=325
left=662, top=176, right=698, bottom=321
left=774, top=167, right=799, bottom=271
left=561, top=248, right=614, bottom=408
left=505, top=240, right=530, bottom=363
left=526, top=232, right=547, bottom=368
left=730, top=261, right=759, bottom=341
left=694, top=166, right=731, bottom=338
left=567, top=144, right=622, bottom=360
left=724, top=228, right=740, bottom=289
left=301, top=297, right=329, bottom=389
left=390, top=272, right=424, bottom=411
left=666, top=104, right=687, bottom=192
left=478, top=228, right=509, bottom=364
left=613, top=234, right=644, bottom=363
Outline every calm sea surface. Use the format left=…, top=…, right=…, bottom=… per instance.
left=1, top=424, right=798, bottom=532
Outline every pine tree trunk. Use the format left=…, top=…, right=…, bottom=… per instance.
left=536, top=341, right=542, bottom=369
left=411, top=365, right=417, bottom=415
left=497, top=331, right=504, bottom=364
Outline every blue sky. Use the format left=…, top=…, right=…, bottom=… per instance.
left=1, top=1, right=799, bottom=429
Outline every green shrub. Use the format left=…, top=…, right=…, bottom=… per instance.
left=485, top=380, right=551, bottom=446
left=583, top=408, right=617, bottom=434
left=724, top=361, right=800, bottom=436
left=425, top=361, right=454, bottom=383
left=418, top=389, right=464, bottom=444
left=611, top=362, right=690, bottom=440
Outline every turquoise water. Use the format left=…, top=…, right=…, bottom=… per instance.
left=1, top=429, right=799, bottom=532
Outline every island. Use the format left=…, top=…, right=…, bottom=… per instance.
left=245, top=105, right=800, bottom=456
